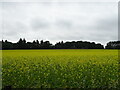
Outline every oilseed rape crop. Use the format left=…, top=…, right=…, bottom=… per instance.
left=2, top=49, right=119, bottom=88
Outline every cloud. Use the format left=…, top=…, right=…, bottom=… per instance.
left=55, top=19, right=72, bottom=29
left=89, top=14, right=118, bottom=42
left=0, top=0, right=119, bottom=3
left=31, top=18, right=50, bottom=30
left=0, top=1, right=118, bottom=45
left=94, top=16, right=117, bottom=31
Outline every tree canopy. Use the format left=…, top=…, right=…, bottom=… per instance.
left=1, top=38, right=120, bottom=50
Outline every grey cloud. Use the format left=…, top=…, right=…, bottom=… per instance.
left=3, top=21, right=28, bottom=39
left=4, top=21, right=27, bottom=32
left=50, top=34, right=84, bottom=40
left=1, top=1, right=117, bottom=45
left=94, top=16, right=117, bottom=31
left=1, top=0, right=118, bottom=3
left=90, top=15, right=118, bottom=42
left=31, top=18, right=49, bottom=30
left=55, top=20, right=72, bottom=29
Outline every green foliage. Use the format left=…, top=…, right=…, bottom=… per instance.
left=2, top=49, right=119, bottom=88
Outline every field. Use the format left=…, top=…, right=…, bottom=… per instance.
left=2, top=49, right=119, bottom=88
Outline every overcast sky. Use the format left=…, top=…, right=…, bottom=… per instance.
left=0, top=0, right=118, bottom=45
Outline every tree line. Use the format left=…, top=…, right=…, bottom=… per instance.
left=105, top=41, right=120, bottom=49
left=0, top=38, right=120, bottom=49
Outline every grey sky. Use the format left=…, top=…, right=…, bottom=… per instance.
left=0, top=0, right=118, bottom=46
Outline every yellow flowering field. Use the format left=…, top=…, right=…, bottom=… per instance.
left=2, top=49, right=119, bottom=88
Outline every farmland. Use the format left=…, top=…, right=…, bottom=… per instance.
left=2, top=49, right=119, bottom=88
